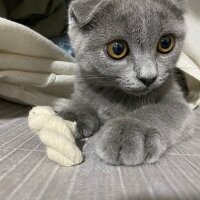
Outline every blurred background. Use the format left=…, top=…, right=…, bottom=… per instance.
left=0, top=0, right=73, bottom=54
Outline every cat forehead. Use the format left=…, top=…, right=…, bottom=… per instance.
left=112, top=0, right=186, bottom=14
left=108, top=0, right=185, bottom=36
left=70, top=0, right=185, bottom=27
left=111, top=0, right=185, bottom=20
left=98, top=0, right=184, bottom=33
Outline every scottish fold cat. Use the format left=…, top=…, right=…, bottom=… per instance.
left=61, top=0, right=195, bottom=166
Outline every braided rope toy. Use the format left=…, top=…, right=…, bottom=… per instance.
left=28, top=106, right=83, bottom=167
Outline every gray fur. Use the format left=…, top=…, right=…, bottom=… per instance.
left=61, top=0, right=195, bottom=166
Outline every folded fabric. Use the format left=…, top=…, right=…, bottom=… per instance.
left=177, top=10, right=200, bottom=108
left=0, top=17, right=77, bottom=112
left=0, top=0, right=70, bottom=38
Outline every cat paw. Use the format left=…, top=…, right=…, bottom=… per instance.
left=95, top=118, right=165, bottom=166
left=59, top=110, right=100, bottom=139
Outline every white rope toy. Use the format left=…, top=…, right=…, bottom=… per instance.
left=28, top=106, right=83, bottom=167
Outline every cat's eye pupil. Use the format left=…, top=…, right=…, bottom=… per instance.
left=107, top=40, right=128, bottom=59
left=157, top=35, right=175, bottom=54
left=112, top=42, right=125, bottom=55
left=160, top=36, right=171, bottom=49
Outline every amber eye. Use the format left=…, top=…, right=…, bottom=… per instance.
left=157, top=35, right=175, bottom=54
left=107, top=40, right=129, bottom=60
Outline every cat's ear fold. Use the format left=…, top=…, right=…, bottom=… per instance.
left=69, top=0, right=107, bottom=27
left=169, top=0, right=187, bottom=12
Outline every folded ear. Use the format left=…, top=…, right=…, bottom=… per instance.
left=169, top=0, right=187, bottom=12
left=69, top=0, right=108, bottom=27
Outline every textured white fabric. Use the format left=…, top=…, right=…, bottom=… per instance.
left=0, top=17, right=78, bottom=112
left=177, top=10, right=200, bottom=108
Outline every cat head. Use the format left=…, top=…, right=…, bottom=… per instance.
left=68, top=0, right=187, bottom=95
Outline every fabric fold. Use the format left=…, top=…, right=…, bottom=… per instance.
left=0, top=53, right=78, bottom=75
left=0, top=83, right=71, bottom=112
left=0, top=17, right=72, bottom=61
left=177, top=12, right=200, bottom=108
left=0, top=17, right=77, bottom=111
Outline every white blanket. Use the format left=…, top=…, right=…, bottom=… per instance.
left=0, top=17, right=78, bottom=112
left=0, top=8, right=200, bottom=111
left=177, top=11, right=200, bottom=108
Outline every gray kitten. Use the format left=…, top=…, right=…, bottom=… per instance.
left=61, top=0, right=195, bottom=166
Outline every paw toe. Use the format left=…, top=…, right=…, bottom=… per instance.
left=144, top=130, right=163, bottom=164
left=120, top=134, right=145, bottom=166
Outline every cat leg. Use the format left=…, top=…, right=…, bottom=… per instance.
left=95, top=100, right=195, bottom=166
left=59, top=103, right=100, bottom=139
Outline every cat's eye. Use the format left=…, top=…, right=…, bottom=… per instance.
left=106, top=40, right=129, bottom=60
left=157, top=35, right=175, bottom=54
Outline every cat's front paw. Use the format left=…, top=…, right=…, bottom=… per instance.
left=59, top=110, right=100, bottom=139
left=95, top=119, right=165, bottom=166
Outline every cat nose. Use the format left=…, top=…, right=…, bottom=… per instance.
left=137, top=76, right=157, bottom=87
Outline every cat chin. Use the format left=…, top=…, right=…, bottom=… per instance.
left=123, top=81, right=167, bottom=96
left=122, top=84, right=162, bottom=96
left=127, top=89, right=152, bottom=96
left=118, top=86, right=152, bottom=96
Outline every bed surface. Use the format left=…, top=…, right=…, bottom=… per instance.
left=0, top=98, right=200, bottom=200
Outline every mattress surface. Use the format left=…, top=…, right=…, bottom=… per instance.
left=0, top=98, right=200, bottom=200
